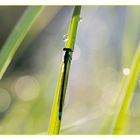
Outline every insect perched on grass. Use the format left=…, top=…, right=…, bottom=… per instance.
left=48, top=6, right=81, bottom=135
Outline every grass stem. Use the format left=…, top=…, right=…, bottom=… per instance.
left=48, top=6, right=81, bottom=135
left=0, top=6, right=44, bottom=79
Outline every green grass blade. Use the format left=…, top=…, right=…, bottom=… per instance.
left=122, top=7, right=140, bottom=67
left=99, top=76, right=127, bottom=134
left=100, top=8, right=140, bottom=134
left=112, top=42, right=140, bottom=134
left=0, top=6, right=44, bottom=79
left=48, top=6, right=81, bottom=135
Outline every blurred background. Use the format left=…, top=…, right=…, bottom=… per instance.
left=0, top=6, right=140, bottom=135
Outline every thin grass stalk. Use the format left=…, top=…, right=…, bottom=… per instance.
left=112, top=42, right=140, bottom=134
left=99, top=76, right=127, bottom=134
left=100, top=8, right=140, bottom=134
left=0, top=6, right=44, bottom=79
left=48, top=6, right=81, bottom=135
left=122, top=7, right=140, bottom=68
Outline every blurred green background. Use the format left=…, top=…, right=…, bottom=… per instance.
left=0, top=6, right=140, bottom=134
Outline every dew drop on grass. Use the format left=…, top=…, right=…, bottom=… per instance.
left=63, top=34, right=68, bottom=42
left=78, top=16, right=83, bottom=23
left=122, top=67, right=130, bottom=76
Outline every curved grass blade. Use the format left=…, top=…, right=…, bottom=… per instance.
left=48, top=6, right=81, bottom=135
left=99, top=76, right=127, bottom=134
left=122, top=7, right=140, bottom=68
left=112, top=42, right=140, bottom=134
left=0, top=6, right=44, bottom=79
left=100, top=8, right=140, bottom=134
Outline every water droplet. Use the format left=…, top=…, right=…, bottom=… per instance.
left=79, top=16, right=83, bottom=23
left=123, top=67, right=130, bottom=76
left=63, top=34, right=68, bottom=42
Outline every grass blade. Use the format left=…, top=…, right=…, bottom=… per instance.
left=0, top=6, right=44, bottom=79
left=100, top=8, right=140, bottom=134
left=122, top=7, right=140, bottom=68
left=99, top=76, right=127, bottom=134
left=48, top=6, right=81, bottom=135
left=112, top=42, right=140, bottom=134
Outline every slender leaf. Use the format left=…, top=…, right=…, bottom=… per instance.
left=0, top=6, right=44, bottom=79
left=122, top=7, right=140, bottom=67
left=112, top=42, right=140, bottom=134
left=100, top=8, right=140, bottom=134
left=48, top=6, right=81, bottom=135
